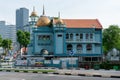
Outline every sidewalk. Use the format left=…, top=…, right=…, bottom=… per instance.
left=13, top=67, right=120, bottom=78
left=55, top=68, right=120, bottom=78
left=1, top=67, right=120, bottom=78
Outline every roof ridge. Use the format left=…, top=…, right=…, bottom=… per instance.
left=96, top=19, right=103, bottom=29
left=62, top=19, right=98, bottom=20
left=62, top=19, right=102, bottom=29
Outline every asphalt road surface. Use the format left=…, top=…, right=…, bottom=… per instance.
left=0, top=72, right=120, bottom=80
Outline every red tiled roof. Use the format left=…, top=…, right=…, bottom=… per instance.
left=62, top=19, right=102, bottom=29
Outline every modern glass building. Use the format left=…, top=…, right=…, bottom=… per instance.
left=0, top=21, right=17, bottom=55
left=16, top=8, right=29, bottom=31
left=0, top=21, right=16, bottom=43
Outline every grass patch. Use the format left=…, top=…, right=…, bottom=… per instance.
left=0, top=68, right=55, bottom=73
left=15, top=70, right=19, bottom=72
left=42, top=72, right=48, bottom=74
left=33, top=71, right=38, bottom=73
left=23, top=70, right=28, bottom=73
left=6, top=70, right=11, bottom=72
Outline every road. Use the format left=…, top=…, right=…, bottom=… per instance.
left=0, top=72, right=120, bottom=80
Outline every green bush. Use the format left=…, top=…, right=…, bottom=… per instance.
left=100, top=61, right=111, bottom=70
left=94, top=64, right=100, bottom=70
left=100, top=61, right=120, bottom=70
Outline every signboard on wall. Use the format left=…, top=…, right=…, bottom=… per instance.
left=44, top=60, right=51, bottom=64
left=53, top=60, right=60, bottom=64
left=15, top=60, right=27, bottom=66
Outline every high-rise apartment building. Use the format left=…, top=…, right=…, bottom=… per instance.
left=0, top=21, right=8, bottom=39
left=16, top=8, right=29, bottom=30
left=0, top=21, right=16, bottom=43
left=7, top=25, right=16, bottom=43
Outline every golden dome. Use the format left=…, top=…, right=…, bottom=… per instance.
left=30, top=11, right=38, bottom=17
left=53, top=12, right=64, bottom=24
left=53, top=18, right=64, bottom=24
left=30, top=7, right=38, bottom=17
left=35, top=16, right=51, bottom=27
left=56, top=18, right=64, bottom=24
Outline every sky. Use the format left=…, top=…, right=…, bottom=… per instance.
left=0, top=0, right=120, bottom=28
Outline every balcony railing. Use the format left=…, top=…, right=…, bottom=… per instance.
left=76, top=50, right=82, bottom=54
left=66, top=39, right=97, bottom=43
left=86, top=51, right=92, bottom=53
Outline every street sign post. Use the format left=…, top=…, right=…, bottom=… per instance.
left=69, top=50, right=74, bottom=69
left=69, top=50, right=74, bottom=56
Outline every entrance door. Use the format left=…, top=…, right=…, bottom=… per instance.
left=62, top=61, right=67, bottom=68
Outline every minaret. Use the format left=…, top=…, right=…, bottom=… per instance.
left=56, top=12, right=64, bottom=25
left=58, top=12, right=60, bottom=19
left=53, top=12, right=66, bottom=55
left=42, top=5, right=45, bottom=15
left=33, top=6, right=35, bottom=12
left=30, top=6, right=39, bottom=23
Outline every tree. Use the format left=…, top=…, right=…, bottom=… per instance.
left=21, top=31, right=30, bottom=54
left=17, top=30, right=24, bottom=49
left=17, top=30, right=30, bottom=54
left=103, top=25, right=120, bottom=55
left=0, top=35, right=2, bottom=47
left=1, top=39, right=12, bottom=56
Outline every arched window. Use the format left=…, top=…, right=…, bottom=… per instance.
left=76, top=33, right=79, bottom=40
left=86, top=33, right=89, bottom=40
left=77, top=44, right=82, bottom=53
left=67, top=44, right=73, bottom=51
left=43, top=35, right=46, bottom=40
left=70, top=33, right=73, bottom=40
left=80, top=34, right=83, bottom=39
left=76, top=33, right=79, bottom=36
left=66, top=33, right=69, bottom=39
left=90, top=33, right=93, bottom=39
left=40, top=49, right=48, bottom=55
left=46, top=35, right=50, bottom=40
left=86, top=44, right=92, bottom=51
left=38, top=35, right=42, bottom=40
left=77, top=44, right=82, bottom=50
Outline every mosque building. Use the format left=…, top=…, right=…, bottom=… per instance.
left=25, top=6, right=102, bottom=68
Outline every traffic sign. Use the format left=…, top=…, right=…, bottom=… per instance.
left=69, top=50, right=74, bottom=56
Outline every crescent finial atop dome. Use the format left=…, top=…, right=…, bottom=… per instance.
left=35, top=5, right=51, bottom=27
left=30, top=6, right=38, bottom=17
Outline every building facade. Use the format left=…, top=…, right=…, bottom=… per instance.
left=0, top=21, right=17, bottom=55
left=7, top=25, right=16, bottom=43
left=26, top=8, right=102, bottom=68
left=0, top=21, right=8, bottom=39
left=16, top=8, right=29, bottom=31
left=0, top=21, right=16, bottom=43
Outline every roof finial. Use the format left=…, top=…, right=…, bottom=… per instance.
left=43, top=5, right=45, bottom=15
left=33, top=6, right=35, bottom=12
left=58, top=12, right=60, bottom=18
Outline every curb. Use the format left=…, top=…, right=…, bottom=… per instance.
left=0, top=69, right=120, bottom=78
left=65, top=73, right=72, bottom=75
left=78, top=74, right=86, bottom=76
left=111, top=76, right=120, bottom=78
left=14, top=67, right=57, bottom=70
left=92, top=75, right=102, bottom=77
